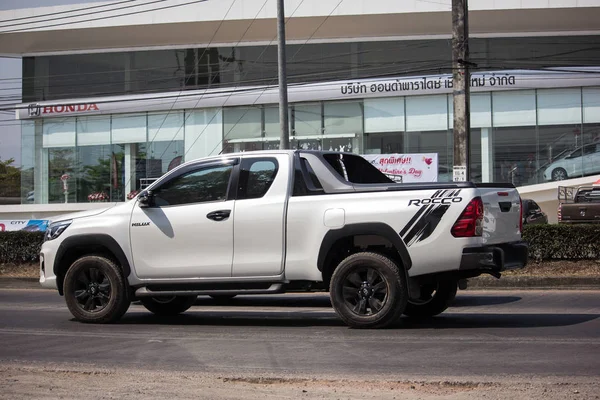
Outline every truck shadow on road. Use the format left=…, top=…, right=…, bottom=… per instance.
left=189, top=294, right=522, bottom=308
left=120, top=310, right=597, bottom=330
left=450, top=295, right=522, bottom=307
left=119, top=311, right=598, bottom=329
left=398, top=313, right=599, bottom=330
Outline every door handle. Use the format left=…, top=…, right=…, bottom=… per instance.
left=206, top=210, right=231, bottom=221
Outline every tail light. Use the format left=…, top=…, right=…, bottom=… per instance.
left=451, top=197, right=484, bottom=237
left=519, top=197, right=523, bottom=234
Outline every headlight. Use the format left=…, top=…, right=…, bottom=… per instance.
left=44, top=220, right=72, bottom=241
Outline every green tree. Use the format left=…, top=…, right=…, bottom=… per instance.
left=0, top=158, right=21, bottom=199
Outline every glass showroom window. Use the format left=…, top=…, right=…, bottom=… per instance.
left=76, top=116, right=112, bottom=202
left=185, top=108, right=223, bottom=161
left=448, top=93, right=493, bottom=183
left=222, top=106, right=263, bottom=152
left=406, top=95, right=449, bottom=181
left=581, top=88, right=600, bottom=180
left=21, top=121, right=36, bottom=204
left=42, top=118, right=77, bottom=203
left=263, top=106, right=283, bottom=151
left=112, top=113, right=148, bottom=199
left=492, top=90, right=537, bottom=186
left=536, top=88, right=583, bottom=183
left=147, top=111, right=185, bottom=182
left=292, top=103, right=322, bottom=151
left=363, top=97, right=405, bottom=155
left=323, top=101, right=363, bottom=153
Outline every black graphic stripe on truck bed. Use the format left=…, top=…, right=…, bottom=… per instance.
left=400, top=189, right=462, bottom=247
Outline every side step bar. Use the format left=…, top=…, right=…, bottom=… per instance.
left=135, top=283, right=285, bottom=297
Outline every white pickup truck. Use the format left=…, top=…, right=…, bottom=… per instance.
left=40, top=150, right=527, bottom=328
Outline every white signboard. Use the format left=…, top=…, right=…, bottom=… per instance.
left=362, top=153, right=438, bottom=183
left=15, top=67, right=600, bottom=120
left=0, top=220, right=49, bottom=232
left=453, top=165, right=467, bottom=182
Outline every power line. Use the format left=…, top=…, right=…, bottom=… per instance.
left=0, top=0, right=209, bottom=34
left=0, top=40, right=596, bottom=86
left=0, top=39, right=446, bottom=85
left=212, top=0, right=346, bottom=155
left=0, top=0, right=167, bottom=29
left=146, top=0, right=241, bottom=169
left=155, top=0, right=277, bottom=162
left=0, top=0, right=139, bottom=24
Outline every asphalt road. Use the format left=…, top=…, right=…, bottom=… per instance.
left=1, top=289, right=599, bottom=381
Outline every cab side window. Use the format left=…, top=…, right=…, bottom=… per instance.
left=152, top=164, right=234, bottom=207
left=237, top=158, right=278, bottom=200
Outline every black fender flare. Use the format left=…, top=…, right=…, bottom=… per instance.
left=317, top=222, right=412, bottom=272
left=54, top=234, right=132, bottom=293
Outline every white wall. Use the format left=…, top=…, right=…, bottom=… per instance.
left=1, top=0, right=599, bottom=55
left=3, top=0, right=598, bottom=29
left=518, top=174, right=600, bottom=224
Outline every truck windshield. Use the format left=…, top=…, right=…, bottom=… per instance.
left=322, top=153, right=394, bottom=184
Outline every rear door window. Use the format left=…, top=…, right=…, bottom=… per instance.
left=237, top=158, right=279, bottom=200
left=322, top=153, right=393, bottom=184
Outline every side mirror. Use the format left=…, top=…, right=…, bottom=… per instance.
left=138, top=190, right=154, bottom=208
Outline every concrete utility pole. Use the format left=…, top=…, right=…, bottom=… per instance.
left=277, top=0, right=290, bottom=149
left=451, top=0, right=470, bottom=182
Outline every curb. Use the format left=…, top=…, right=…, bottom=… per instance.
left=1, top=276, right=599, bottom=290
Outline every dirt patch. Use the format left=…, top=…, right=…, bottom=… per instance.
left=0, top=362, right=598, bottom=400
left=503, top=260, right=600, bottom=277
left=0, top=263, right=38, bottom=278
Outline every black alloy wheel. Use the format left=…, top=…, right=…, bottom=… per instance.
left=64, top=255, right=131, bottom=323
left=72, top=267, right=111, bottom=313
left=330, top=252, right=408, bottom=329
left=342, top=266, right=388, bottom=316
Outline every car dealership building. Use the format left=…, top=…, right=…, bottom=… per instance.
left=1, top=0, right=600, bottom=222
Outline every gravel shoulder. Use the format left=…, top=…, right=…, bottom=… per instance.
left=1, top=362, right=599, bottom=400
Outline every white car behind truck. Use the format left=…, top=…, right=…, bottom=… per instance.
left=40, top=150, right=527, bottom=328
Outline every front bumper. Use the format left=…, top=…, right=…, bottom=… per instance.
left=39, top=245, right=59, bottom=290
left=459, top=241, right=528, bottom=272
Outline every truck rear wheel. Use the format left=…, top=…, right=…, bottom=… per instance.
left=140, top=296, right=197, bottom=316
left=330, top=252, right=408, bottom=329
left=63, top=255, right=131, bottom=324
left=403, top=280, right=457, bottom=318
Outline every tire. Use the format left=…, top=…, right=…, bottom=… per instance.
left=329, top=252, right=408, bottom=329
left=551, top=168, right=568, bottom=181
left=140, top=295, right=197, bottom=316
left=63, top=255, right=131, bottom=324
left=403, top=279, right=458, bottom=318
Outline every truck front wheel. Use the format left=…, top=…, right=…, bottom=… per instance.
left=63, top=255, right=131, bottom=324
left=140, top=296, right=197, bottom=316
left=403, top=280, right=457, bottom=318
left=330, top=252, right=408, bottom=329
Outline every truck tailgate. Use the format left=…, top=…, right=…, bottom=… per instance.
left=477, top=185, right=522, bottom=245
left=560, top=203, right=600, bottom=223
